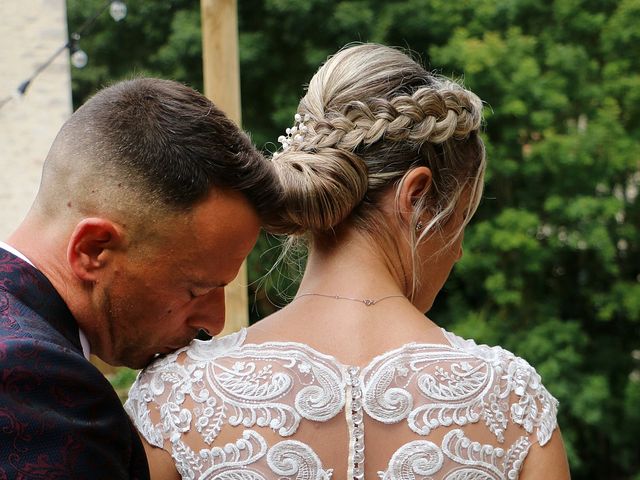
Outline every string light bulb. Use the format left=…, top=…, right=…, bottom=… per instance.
left=69, top=33, right=88, bottom=69
left=0, top=0, right=127, bottom=108
left=71, top=49, right=88, bottom=69
left=109, top=1, right=127, bottom=22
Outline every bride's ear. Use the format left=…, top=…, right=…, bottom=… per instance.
left=397, top=166, right=433, bottom=223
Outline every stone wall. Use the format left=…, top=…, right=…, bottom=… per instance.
left=0, top=0, right=72, bottom=239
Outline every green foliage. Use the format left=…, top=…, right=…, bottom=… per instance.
left=107, top=367, right=138, bottom=403
left=67, top=0, right=203, bottom=105
left=69, top=1, right=639, bottom=477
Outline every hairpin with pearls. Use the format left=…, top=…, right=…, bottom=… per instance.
left=273, top=113, right=310, bottom=159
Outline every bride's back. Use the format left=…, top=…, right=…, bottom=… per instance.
left=126, top=308, right=557, bottom=479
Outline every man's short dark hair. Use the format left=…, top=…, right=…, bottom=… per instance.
left=61, top=77, right=280, bottom=223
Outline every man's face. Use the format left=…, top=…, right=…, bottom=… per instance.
left=96, top=189, right=260, bottom=368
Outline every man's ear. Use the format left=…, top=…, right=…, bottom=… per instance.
left=398, top=166, right=433, bottom=223
left=67, top=218, right=125, bottom=282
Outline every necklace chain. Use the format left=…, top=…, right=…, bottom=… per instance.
left=295, top=292, right=405, bottom=307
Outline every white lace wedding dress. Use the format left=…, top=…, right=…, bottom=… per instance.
left=125, top=328, right=558, bottom=480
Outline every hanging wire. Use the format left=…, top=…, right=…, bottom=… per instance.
left=0, top=0, right=126, bottom=111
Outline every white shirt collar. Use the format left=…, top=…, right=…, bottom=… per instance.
left=78, top=330, right=91, bottom=360
left=0, top=241, right=91, bottom=360
left=0, top=241, right=35, bottom=267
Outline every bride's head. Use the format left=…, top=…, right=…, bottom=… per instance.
left=270, top=43, right=486, bottom=300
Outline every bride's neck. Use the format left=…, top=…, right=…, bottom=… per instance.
left=254, top=227, right=444, bottom=359
left=297, top=228, right=406, bottom=299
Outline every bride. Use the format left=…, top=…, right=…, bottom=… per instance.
left=126, top=43, right=570, bottom=479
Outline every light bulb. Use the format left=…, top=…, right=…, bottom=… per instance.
left=110, top=1, right=127, bottom=22
left=71, top=49, right=88, bottom=68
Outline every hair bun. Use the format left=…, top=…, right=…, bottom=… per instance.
left=271, top=147, right=368, bottom=235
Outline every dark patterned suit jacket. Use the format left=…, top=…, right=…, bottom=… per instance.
left=0, top=249, right=149, bottom=479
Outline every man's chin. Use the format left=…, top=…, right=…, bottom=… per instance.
left=113, top=355, right=152, bottom=370
left=115, top=338, right=197, bottom=369
left=111, top=349, right=160, bottom=370
left=136, top=345, right=187, bottom=368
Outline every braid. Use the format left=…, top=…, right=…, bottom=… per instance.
left=301, top=84, right=482, bottom=153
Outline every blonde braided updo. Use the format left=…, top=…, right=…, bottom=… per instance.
left=271, top=44, right=485, bottom=250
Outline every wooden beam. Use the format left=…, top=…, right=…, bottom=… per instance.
left=201, top=0, right=241, bottom=123
left=200, top=0, right=248, bottom=335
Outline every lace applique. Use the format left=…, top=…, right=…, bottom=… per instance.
left=362, top=344, right=499, bottom=436
left=442, top=429, right=532, bottom=480
left=170, top=429, right=332, bottom=479
left=179, top=429, right=266, bottom=478
left=378, top=439, right=444, bottom=479
left=126, top=328, right=558, bottom=480
left=361, top=334, right=557, bottom=445
left=126, top=331, right=344, bottom=479
left=126, top=330, right=248, bottom=450
left=267, top=439, right=333, bottom=479
left=502, top=436, right=532, bottom=480
left=443, top=331, right=558, bottom=445
left=205, top=341, right=345, bottom=434
left=378, top=430, right=532, bottom=480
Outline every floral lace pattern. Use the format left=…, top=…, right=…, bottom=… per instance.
left=125, top=329, right=558, bottom=479
left=378, top=430, right=532, bottom=480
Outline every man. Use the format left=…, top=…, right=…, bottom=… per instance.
left=0, top=78, right=281, bottom=478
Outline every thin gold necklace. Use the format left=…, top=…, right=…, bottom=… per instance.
left=295, top=292, right=405, bottom=307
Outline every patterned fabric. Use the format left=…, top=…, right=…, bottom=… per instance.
left=126, top=327, right=558, bottom=480
left=0, top=249, right=150, bottom=480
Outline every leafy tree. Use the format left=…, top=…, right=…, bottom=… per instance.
left=67, top=0, right=203, bottom=104
left=67, top=1, right=640, bottom=477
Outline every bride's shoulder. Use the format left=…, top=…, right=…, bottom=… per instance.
left=438, top=328, right=559, bottom=445
left=439, top=328, right=551, bottom=395
left=124, top=329, right=250, bottom=448
left=181, top=328, right=249, bottom=362
left=441, top=328, right=523, bottom=362
left=127, top=328, right=248, bottom=393
left=156, top=328, right=247, bottom=369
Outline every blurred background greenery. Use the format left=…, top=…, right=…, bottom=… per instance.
left=67, top=0, right=640, bottom=478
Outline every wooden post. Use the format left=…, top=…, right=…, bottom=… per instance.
left=200, top=0, right=248, bottom=335
left=200, top=0, right=241, bottom=123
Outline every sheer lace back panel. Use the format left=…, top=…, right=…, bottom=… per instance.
left=125, top=329, right=558, bottom=480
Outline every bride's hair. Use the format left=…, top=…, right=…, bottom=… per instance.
left=270, top=43, right=486, bottom=294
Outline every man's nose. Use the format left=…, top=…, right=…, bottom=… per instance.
left=187, top=288, right=226, bottom=336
